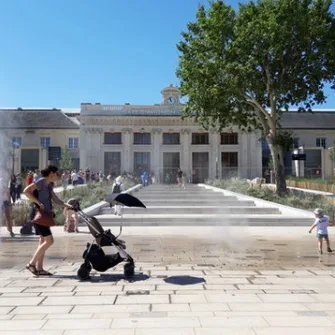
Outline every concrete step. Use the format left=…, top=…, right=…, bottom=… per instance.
left=90, top=184, right=314, bottom=227
left=89, top=215, right=314, bottom=226
left=141, top=199, right=256, bottom=207
left=137, top=189, right=215, bottom=193
left=99, top=206, right=281, bottom=215
left=137, top=200, right=256, bottom=206
left=136, top=191, right=237, bottom=200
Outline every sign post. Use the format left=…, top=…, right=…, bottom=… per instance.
left=291, top=153, right=306, bottom=161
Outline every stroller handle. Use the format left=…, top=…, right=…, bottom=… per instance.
left=66, top=199, right=81, bottom=212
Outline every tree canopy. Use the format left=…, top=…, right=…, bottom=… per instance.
left=176, top=0, right=335, bottom=194
left=60, top=146, right=73, bottom=171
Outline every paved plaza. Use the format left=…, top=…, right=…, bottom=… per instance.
left=0, top=185, right=335, bottom=334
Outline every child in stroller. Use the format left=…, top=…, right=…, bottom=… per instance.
left=68, top=198, right=140, bottom=280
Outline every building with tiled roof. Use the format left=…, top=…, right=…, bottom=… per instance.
left=0, top=87, right=334, bottom=180
left=0, top=108, right=80, bottom=171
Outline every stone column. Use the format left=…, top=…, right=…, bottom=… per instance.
left=239, top=132, right=248, bottom=179
left=42, top=147, right=49, bottom=169
left=79, top=128, right=87, bottom=169
left=181, top=128, right=191, bottom=182
left=84, top=128, right=103, bottom=173
left=96, top=128, right=103, bottom=172
left=151, top=128, right=162, bottom=181
left=14, top=148, right=21, bottom=174
left=122, top=128, right=133, bottom=172
left=210, top=130, right=219, bottom=179
left=252, top=132, right=263, bottom=178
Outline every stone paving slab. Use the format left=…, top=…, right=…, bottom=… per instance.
left=1, top=227, right=335, bottom=333
left=0, top=332, right=63, bottom=335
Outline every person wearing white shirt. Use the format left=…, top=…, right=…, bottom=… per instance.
left=71, top=170, right=79, bottom=186
left=112, top=177, right=125, bottom=216
left=309, top=208, right=333, bottom=255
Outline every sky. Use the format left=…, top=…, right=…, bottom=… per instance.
left=0, top=0, right=334, bottom=109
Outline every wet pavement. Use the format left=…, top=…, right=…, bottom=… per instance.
left=0, top=227, right=335, bottom=334
left=1, top=226, right=334, bottom=271
left=1, top=181, right=335, bottom=334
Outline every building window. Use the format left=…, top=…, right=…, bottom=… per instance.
left=222, top=152, right=238, bottom=167
left=221, top=152, right=238, bottom=178
left=220, top=132, right=238, bottom=145
left=68, top=137, right=79, bottom=149
left=316, top=137, right=326, bottom=149
left=163, top=133, right=180, bottom=145
left=40, top=137, right=51, bottom=149
left=104, top=132, right=122, bottom=145
left=134, top=133, right=151, bottom=145
left=191, top=133, right=209, bottom=145
left=104, top=152, right=121, bottom=176
left=134, top=152, right=151, bottom=174
left=12, top=137, right=22, bottom=147
left=72, top=158, right=80, bottom=170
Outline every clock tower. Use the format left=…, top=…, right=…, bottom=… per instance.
left=161, top=84, right=181, bottom=105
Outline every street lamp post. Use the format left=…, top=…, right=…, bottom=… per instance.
left=11, top=141, right=20, bottom=175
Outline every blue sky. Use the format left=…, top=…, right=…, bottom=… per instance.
left=0, top=0, right=334, bottom=109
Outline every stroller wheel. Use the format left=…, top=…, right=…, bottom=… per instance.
left=77, top=263, right=91, bottom=280
left=124, top=263, right=135, bottom=278
left=83, top=261, right=92, bottom=272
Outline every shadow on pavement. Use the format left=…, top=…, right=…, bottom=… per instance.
left=164, top=275, right=206, bottom=285
left=51, top=272, right=150, bottom=283
left=0, top=236, right=37, bottom=242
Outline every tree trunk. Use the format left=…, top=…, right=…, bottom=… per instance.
left=268, top=141, right=287, bottom=196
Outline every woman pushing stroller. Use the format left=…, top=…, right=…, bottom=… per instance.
left=24, top=165, right=73, bottom=276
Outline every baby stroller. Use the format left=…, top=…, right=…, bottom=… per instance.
left=69, top=193, right=146, bottom=280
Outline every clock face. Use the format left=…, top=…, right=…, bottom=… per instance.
left=167, top=96, right=176, bottom=104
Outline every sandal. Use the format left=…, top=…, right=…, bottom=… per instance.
left=36, top=269, right=53, bottom=276
left=26, top=263, right=38, bottom=275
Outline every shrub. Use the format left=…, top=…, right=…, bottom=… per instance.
left=206, top=178, right=335, bottom=215
left=11, top=201, right=31, bottom=226
left=12, top=177, right=137, bottom=226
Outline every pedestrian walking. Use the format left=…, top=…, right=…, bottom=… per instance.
left=24, top=165, right=73, bottom=276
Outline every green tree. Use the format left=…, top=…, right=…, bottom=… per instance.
left=176, top=0, right=335, bottom=195
left=330, top=141, right=335, bottom=176
left=330, top=141, right=335, bottom=161
left=60, top=146, right=73, bottom=171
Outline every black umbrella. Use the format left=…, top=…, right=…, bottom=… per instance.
left=104, top=193, right=146, bottom=208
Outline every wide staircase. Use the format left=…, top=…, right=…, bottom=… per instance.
left=94, top=184, right=314, bottom=226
